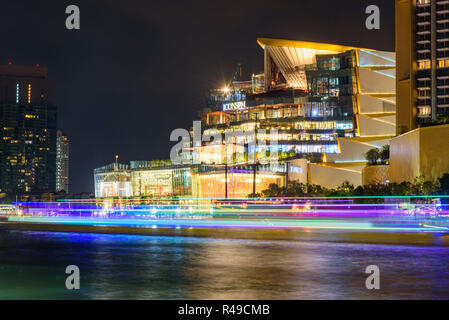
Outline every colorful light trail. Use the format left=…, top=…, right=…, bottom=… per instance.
left=1, top=197, right=448, bottom=234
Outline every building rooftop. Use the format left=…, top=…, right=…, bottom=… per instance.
left=257, top=38, right=374, bottom=52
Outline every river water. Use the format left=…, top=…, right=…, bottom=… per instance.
left=0, top=230, right=448, bottom=299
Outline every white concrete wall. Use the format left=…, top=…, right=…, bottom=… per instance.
left=359, top=68, right=395, bottom=94
left=359, top=94, right=396, bottom=114
left=326, top=138, right=373, bottom=163
left=358, top=50, right=395, bottom=67
left=358, top=115, right=396, bottom=137
left=309, top=164, right=362, bottom=188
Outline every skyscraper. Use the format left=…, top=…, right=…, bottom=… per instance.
left=56, top=130, right=69, bottom=193
left=0, top=64, right=57, bottom=198
left=396, top=0, right=449, bottom=132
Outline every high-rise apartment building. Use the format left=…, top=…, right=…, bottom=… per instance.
left=396, top=0, right=449, bottom=131
left=56, top=130, right=69, bottom=193
left=0, top=64, right=57, bottom=197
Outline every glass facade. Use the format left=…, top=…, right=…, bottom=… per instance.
left=94, top=163, right=131, bottom=198
left=0, top=65, right=57, bottom=197
left=199, top=49, right=361, bottom=164
left=130, top=166, right=192, bottom=197
left=306, top=51, right=358, bottom=118
left=93, top=38, right=395, bottom=197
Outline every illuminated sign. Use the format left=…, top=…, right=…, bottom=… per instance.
left=223, top=101, right=246, bottom=111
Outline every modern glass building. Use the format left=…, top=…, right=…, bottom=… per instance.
left=198, top=39, right=396, bottom=187
left=94, top=163, right=131, bottom=198
left=94, top=37, right=397, bottom=196
left=94, top=162, right=284, bottom=199
left=0, top=64, right=57, bottom=198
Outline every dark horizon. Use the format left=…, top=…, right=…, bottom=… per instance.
left=0, top=0, right=395, bottom=193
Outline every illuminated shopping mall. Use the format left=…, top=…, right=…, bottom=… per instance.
left=94, top=37, right=396, bottom=199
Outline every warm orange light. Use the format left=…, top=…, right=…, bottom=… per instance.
left=27, top=84, right=31, bottom=104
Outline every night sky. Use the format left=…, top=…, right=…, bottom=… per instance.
left=0, top=0, right=395, bottom=193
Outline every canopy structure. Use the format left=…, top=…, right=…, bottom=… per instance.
left=257, top=38, right=395, bottom=91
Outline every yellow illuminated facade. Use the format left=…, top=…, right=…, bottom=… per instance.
left=192, top=170, right=285, bottom=199
left=94, top=38, right=397, bottom=195
left=94, top=162, right=285, bottom=199
left=200, top=38, right=396, bottom=188
left=390, top=124, right=449, bottom=182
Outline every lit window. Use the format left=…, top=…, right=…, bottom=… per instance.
left=16, top=84, right=19, bottom=103
left=418, top=60, right=431, bottom=69
left=438, top=59, right=449, bottom=68
left=418, top=106, right=431, bottom=116
left=418, top=89, right=431, bottom=97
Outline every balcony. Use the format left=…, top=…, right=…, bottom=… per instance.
left=437, top=98, right=449, bottom=106
left=438, top=21, right=449, bottom=31
left=417, top=34, right=431, bottom=44
left=437, top=13, right=449, bottom=23
left=418, top=1, right=431, bottom=8
left=417, top=25, right=431, bottom=34
left=437, top=41, right=449, bottom=49
left=417, top=49, right=431, bottom=55
left=417, top=70, right=432, bottom=80
left=417, top=52, right=431, bottom=60
left=417, top=98, right=431, bottom=107
left=437, top=88, right=449, bottom=96
left=417, top=106, right=432, bottom=118
left=417, top=42, right=431, bottom=50
left=437, top=3, right=449, bottom=14
left=437, top=78, right=449, bottom=87
left=437, top=67, right=449, bottom=78
left=418, top=86, right=431, bottom=95
left=437, top=50, right=449, bottom=59
left=417, top=15, right=431, bottom=24
left=418, top=80, right=432, bottom=89
left=437, top=33, right=449, bottom=42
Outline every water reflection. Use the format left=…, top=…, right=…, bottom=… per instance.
left=0, top=230, right=448, bottom=299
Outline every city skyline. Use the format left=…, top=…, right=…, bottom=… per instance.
left=0, top=0, right=394, bottom=193
left=2, top=0, right=449, bottom=303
